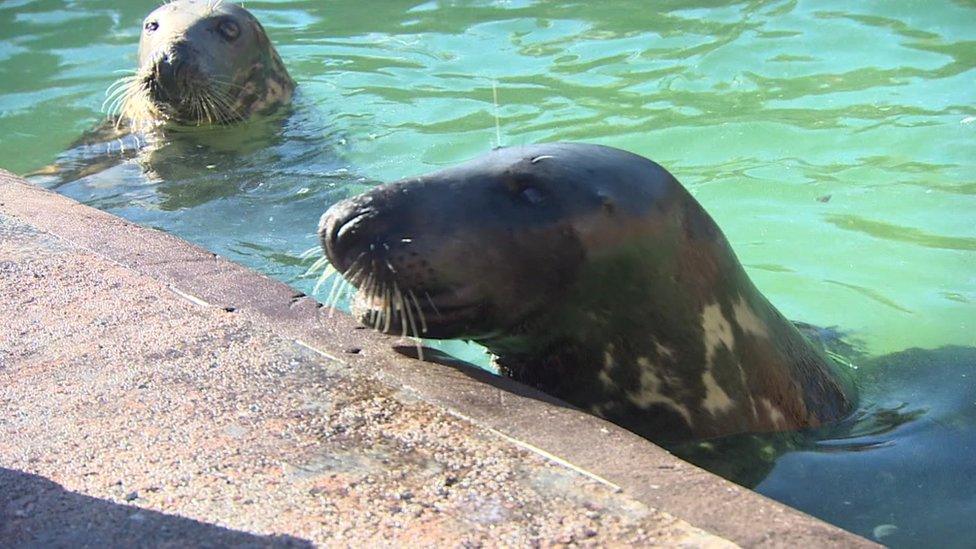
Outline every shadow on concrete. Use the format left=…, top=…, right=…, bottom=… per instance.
left=394, top=345, right=575, bottom=409
left=0, top=468, right=312, bottom=547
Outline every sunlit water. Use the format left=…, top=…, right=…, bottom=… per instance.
left=1, top=1, right=973, bottom=545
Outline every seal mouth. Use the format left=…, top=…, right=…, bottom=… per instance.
left=344, top=266, right=490, bottom=340
left=107, top=57, right=244, bottom=127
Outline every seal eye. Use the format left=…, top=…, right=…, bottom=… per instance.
left=217, top=20, right=240, bottom=41
left=505, top=178, right=546, bottom=206
left=520, top=186, right=546, bottom=205
left=144, top=20, right=159, bottom=33
left=505, top=176, right=546, bottom=205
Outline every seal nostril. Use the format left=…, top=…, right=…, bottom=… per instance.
left=320, top=200, right=378, bottom=272
left=151, top=51, right=184, bottom=101
left=335, top=211, right=371, bottom=242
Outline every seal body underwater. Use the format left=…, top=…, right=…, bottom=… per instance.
left=318, top=143, right=857, bottom=442
left=112, top=0, right=295, bottom=129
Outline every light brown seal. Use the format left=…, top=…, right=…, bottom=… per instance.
left=317, top=143, right=857, bottom=442
left=108, top=0, right=295, bottom=128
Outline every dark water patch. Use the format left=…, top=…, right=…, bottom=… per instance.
left=823, top=280, right=914, bottom=315
left=744, top=263, right=795, bottom=273
left=824, top=214, right=976, bottom=252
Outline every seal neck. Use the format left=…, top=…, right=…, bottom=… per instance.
left=484, top=243, right=857, bottom=442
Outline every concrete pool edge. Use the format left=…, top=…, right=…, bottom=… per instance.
left=0, top=170, right=875, bottom=547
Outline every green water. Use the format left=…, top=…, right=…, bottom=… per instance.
left=1, top=1, right=974, bottom=545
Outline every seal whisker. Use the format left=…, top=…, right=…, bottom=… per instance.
left=326, top=261, right=362, bottom=309
left=371, top=284, right=383, bottom=332
left=408, top=290, right=428, bottom=334
left=393, top=283, right=407, bottom=338
left=192, top=95, right=205, bottom=125
left=303, top=256, right=330, bottom=277
left=312, top=264, right=338, bottom=293
left=368, top=279, right=383, bottom=329
left=105, top=80, right=139, bottom=115
left=208, top=77, right=247, bottom=92
left=380, top=287, right=390, bottom=332
left=357, top=268, right=373, bottom=302
left=116, top=90, right=138, bottom=129
left=105, top=89, right=133, bottom=110
left=201, top=91, right=227, bottom=125
left=327, top=276, right=352, bottom=315
left=103, top=92, right=127, bottom=115
left=319, top=261, right=350, bottom=301
left=195, top=94, right=209, bottom=125
left=327, top=258, right=373, bottom=312
left=359, top=273, right=377, bottom=316
left=206, top=89, right=244, bottom=124
left=104, top=94, right=126, bottom=117
left=196, top=96, right=207, bottom=126
left=423, top=291, right=442, bottom=317
left=382, top=287, right=393, bottom=333
left=400, top=286, right=425, bottom=360
left=205, top=95, right=221, bottom=125
left=299, top=245, right=324, bottom=260
left=372, top=284, right=386, bottom=332
left=202, top=96, right=220, bottom=125
left=312, top=270, right=331, bottom=296
left=105, top=75, right=137, bottom=89
left=198, top=93, right=213, bottom=126
left=105, top=74, right=138, bottom=89
left=104, top=78, right=137, bottom=103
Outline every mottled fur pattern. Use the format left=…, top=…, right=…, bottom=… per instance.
left=110, top=0, right=294, bottom=129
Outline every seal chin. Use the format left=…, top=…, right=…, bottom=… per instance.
left=350, top=288, right=490, bottom=340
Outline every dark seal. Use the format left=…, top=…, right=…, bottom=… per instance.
left=109, top=0, right=295, bottom=128
left=318, top=143, right=857, bottom=442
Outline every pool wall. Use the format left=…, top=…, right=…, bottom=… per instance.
left=0, top=169, right=875, bottom=547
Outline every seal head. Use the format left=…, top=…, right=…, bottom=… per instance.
left=113, top=0, right=295, bottom=127
left=319, top=143, right=857, bottom=441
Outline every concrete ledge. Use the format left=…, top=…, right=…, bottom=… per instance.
left=0, top=170, right=873, bottom=546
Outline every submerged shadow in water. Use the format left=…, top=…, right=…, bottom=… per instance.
left=30, top=102, right=359, bottom=213
left=673, top=345, right=976, bottom=548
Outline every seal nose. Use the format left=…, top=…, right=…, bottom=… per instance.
left=150, top=43, right=191, bottom=101
left=319, top=198, right=377, bottom=273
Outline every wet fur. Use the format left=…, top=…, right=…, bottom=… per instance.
left=108, top=0, right=294, bottom=129
left=316, top=143, right=857, bottom=442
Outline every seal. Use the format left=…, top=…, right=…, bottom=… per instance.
left=109, top=0, right=295, bottom=128
left=317, top=143, right=857, bottom=442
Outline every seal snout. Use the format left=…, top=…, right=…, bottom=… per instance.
left=148, top=43, right=197, bottom=104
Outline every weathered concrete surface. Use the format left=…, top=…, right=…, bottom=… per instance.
left=0, top=170, right=874, bottom=547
